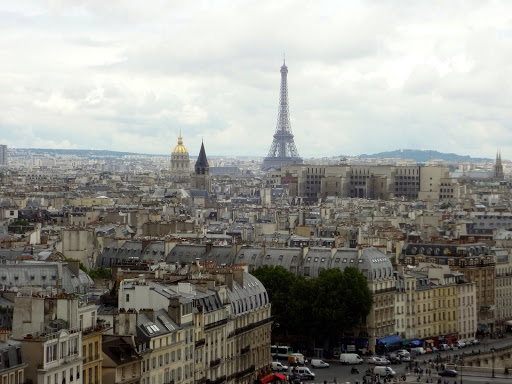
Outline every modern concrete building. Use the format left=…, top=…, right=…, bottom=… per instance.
left=279, top=164, right=450, bottom=201
left=0, top=145, right=7, bottom=166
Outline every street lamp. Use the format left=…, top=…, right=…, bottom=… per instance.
left=458, top=358, right=464, bottom=384
left=491, top=348, right=495, bottom=378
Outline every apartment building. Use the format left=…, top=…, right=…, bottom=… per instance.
left=0, top=338, right=26, bottom=384
left=79, top=305, right=105, bottom=384
left=494, top=248, right=512, bottom=327
left=400, top=243, right=496, bottom=331
left=12, top=296, right=83, bottom=384
left=114, top=263, right=272, bottom=384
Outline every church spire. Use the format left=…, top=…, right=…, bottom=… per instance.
left=494, top=149, right=504, bottom=180
left=195, top=140, right=209, bottom=172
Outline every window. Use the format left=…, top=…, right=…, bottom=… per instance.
left=46, top=343, right=58, bottom=363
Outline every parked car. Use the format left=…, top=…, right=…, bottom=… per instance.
left=368, top=357, right=390, bottom=365
left=376, top=357, right=391, bottom=366
left=396, top=350, right=410, bottom=357
left=439, top=370, right=458, bottom=377
left=400, top=355, right=411, bottom=362
left=454, top=341, right=466, bottom=348
left=425, top=347, right=433, bottom=354
left=310, top=359, right=329, bottom=369
left=386, top=354, right=402, bottom=364
left=471, top=339, right=480, bottom=345
left=431, top=347, right=439, bottom=353
left=272, top=361, right=288, bottom=372
left=439, top=344, right=452, bottom=351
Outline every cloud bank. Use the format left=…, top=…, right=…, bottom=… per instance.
left=1, top=0, right=512, bottom=158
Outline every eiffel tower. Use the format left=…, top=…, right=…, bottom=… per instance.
left=262, top=60, right=303, bottom=170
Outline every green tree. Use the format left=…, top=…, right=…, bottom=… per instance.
left=311, top=267, right=372, bottom=346
left=88, top=267, right=112, bottom=280
left=253, top=265, right=372, bottom=347
left=11, top=219, right=30, bottom=226
left=251, top=265, right=299, bottom=336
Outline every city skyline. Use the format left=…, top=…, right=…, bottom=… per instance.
left=1, top=1, right=512, bottom=158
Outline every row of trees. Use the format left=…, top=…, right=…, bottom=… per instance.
left=252, top=265, right=372, bottom=349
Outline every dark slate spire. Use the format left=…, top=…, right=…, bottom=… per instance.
left=195, top=140, right=209, bottom=175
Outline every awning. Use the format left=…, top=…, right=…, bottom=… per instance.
left=505, top=320, right=512, bottom=326
left=377, top=335, right=403, bottom=345
left=477, top=323, right=488, bottom=330
left=425, top=339, right=434, bottom=344
left=261, top=374, right=287, bottom=383
left=410, top=339, right=423, bottom=347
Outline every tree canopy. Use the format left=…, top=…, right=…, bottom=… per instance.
left=88, top=267, right=113, bottom=280
left=252, top=265, right=372, bottom=347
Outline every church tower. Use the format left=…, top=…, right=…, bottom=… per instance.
left=191, top=141, right=211, bottom=192
left=170, top=131, right=190, bottom=179
left=494, top=150, right=504, bottom=180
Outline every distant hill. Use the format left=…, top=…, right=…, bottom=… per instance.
left=16, top=148, right=162, bottom=158
left=350, top=149, right=491, bottom=163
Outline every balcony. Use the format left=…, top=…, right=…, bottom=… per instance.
left=210, top=375, right=226, bottom=384
left=241, top=345, right=250, bottom=355
left=64, top=354, right=80, bottom=363
left=234, top=365, right=255, bottom=379
left=195, top=338, right=206, bottom=348
left=204, top=318, right=228, bottom=331
left=375, top=287, right=396, bottom=294
left=210, top=358, right=221, bottom=368
left=82, top=325, right=109, bottom=337
left=228, top=317, right=272, bottom=338
left=85, top=354, right=100, bottom=363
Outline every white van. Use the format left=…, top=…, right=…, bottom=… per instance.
left=340, top=353, right=364, bottom=365
left=271, top=361, right=288, bottom=372
left=292, top=366, right=315, bottom=380
left=289, top=353, right=307, bottom=365
left=411, top=347, right=426, bottom=355
left=374, top=366, right=396, bottom=377
left=311, top=359, right=329, bottom=368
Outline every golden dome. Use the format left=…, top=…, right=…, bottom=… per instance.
left=172, top=131, right=189, bottom=155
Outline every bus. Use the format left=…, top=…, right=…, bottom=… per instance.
left=271, top=345, right=293, bottom=359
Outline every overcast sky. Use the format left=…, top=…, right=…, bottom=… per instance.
left=1, top=0, right=512, bottom=159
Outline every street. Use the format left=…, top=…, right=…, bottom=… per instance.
left=304, top=361, right=510, bottom=384
left=279, top=336, right=512, bottom=384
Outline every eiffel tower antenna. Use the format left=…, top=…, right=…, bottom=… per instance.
left=262, top=59, right=303, bottom=170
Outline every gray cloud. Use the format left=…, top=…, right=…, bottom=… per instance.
left=1, top=1, right=512, bottom=158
